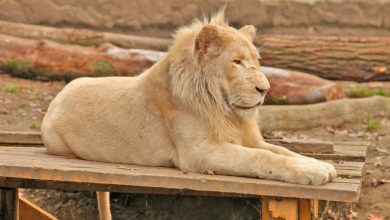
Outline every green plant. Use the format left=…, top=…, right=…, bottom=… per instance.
left=19, top=101, right=28, bottom=108
left=271, top=96, right=288, bottom=105
left=346, top=88, right=390, bottom=98
left=30, top=123, right=40, bottom=130
left=77, top=39, right=100, bottom=47
left=0, top=59, right=37, bottom=79
left=3, top=85, right=20, bottom=94
left=367, top=117, right=381, bottom=131
left=94, top=61, right=117, bottom=77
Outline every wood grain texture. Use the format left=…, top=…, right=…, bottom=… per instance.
left=259, top=96, right=390, bottom=131
left=0, top=147, right=362, bottom=202
left=266, top=138, right=334, bottom=154
left=0, top=132, right=42, bottom=145
left=19, top=196, right=57, bottom=220
left=1, top=21, right=389, bottom=82
left=257, top=35, right=390, bottom=82
left=298, top=199, right=319, bottom=220
left=268, top=197, right=298, bottom=220
left=303, top=144, right=368, bottom=162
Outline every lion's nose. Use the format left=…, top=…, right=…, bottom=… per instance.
left=255, top=86, right=268, bottom=95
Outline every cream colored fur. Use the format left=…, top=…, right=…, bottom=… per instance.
left=41, top=10, right=336, bottom=220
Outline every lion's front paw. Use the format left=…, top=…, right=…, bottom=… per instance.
left=311, top=158, right=337, bottom=182
left=283, top=157, right=336, bottom=185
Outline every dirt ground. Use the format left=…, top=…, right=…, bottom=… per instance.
left=1, top=73, right=389, bottom=219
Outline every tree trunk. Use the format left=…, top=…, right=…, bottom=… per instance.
left=256, top=35, right=390, bottom=82
left=0, top=21, right=170, bottom=51
left=1, top=21, right=389, bottom=82
left=259, top=96, right=390, bottom=131
left=0, top=34, right=165, bottom=81
left=262, top=67, right=345, bottom=104
left=0, top=34, right=344, bottom=104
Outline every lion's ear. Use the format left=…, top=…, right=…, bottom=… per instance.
left=195, top=25, right=223, bottom=59
left=239, top=25, right=256, bottom=42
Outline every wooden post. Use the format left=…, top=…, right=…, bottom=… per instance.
left=97, top=191, right=112, bottom=220
left=262, top=197, right=319, bottom=220
left=0, top=188, right=19, bottom=220
left=262, top=196, right=298, bottom=220
left=298, top=199, right=319, bottom=220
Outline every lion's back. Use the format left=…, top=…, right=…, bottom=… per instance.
left=41, top=76, right=176, bottom=166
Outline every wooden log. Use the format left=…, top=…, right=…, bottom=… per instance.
left=337, top=81, right=390, bottom=98
left=0, top=21, right=170, bottom=51
left=0, top=34, right=343, bottom=104
left=1, top=21, right=389, bottom=82
left=0, top=34, right=165, bottom=81
left=259, top=96, right=390, bottom=131
left=256, top=35, right=390, bottom=82
left=262, top=66, right=345, bottom=104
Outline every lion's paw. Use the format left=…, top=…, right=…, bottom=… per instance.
left=307, top=157, right=337, bottom=182
left=283, top=157, right=336, bottom=185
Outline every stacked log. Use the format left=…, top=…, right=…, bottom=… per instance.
left=0, top=21, right=170, bottom=51
left=0, top=34, right=345, bottom=104
left=256, top=35, right=390, bottom=82
left=0, top=34, right=165, bottom=81
left=262, top=67, right=345, bottom=105
left=1, top=21, right=389, bottom=82
left=259, top=96, right=390, bottom=131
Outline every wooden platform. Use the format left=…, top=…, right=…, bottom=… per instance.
left=0, top=132, right=369, bottom=219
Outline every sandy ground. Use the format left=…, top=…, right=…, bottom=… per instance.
left=1, top=73, right=389, bottom=219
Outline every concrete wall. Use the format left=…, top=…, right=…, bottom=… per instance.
left=0, top=0, right=389, bottom=30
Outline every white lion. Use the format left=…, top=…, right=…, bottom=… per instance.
left=41, top=10, right=336, bottom=220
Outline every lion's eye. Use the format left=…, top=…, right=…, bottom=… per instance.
left=233, top=60, right=242, bottom=65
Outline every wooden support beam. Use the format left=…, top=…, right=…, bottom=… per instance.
left=96, top=192, right=111, bottom=220
left=0, top=188, right=19, bottom=220
left=19, top=196, right=57, bottom=220
left=298, top=199, right=319, bottom=220
left=262, top=197, right=319, bottom=220
left=262, top=197, right=298, bottom=220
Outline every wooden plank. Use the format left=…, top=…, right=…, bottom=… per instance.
left=298, top=199, right=319, bottom=220
left=303, top=144, right=368, bottom=161
left=19, top=196, right=57, bottom=220
left=333, top=140, right=371, bottom=146
left=0, top=132, right=42, bottom=145
left=266, top=139, right=334, bottom=154
left=0, top=147, right=361, bottom=202
left=0, top=188, right=19, bottom=220
left=268, top=197, right=298, bottom=220
left=328, top=161, right=364, bottom=178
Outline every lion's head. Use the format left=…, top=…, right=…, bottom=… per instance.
left=168, top=9, right=269, bottom=137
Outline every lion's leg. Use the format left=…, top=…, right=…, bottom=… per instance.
left=179, top=142, right=335, bottom=185
left=255, top=141, right=337, bottom=181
